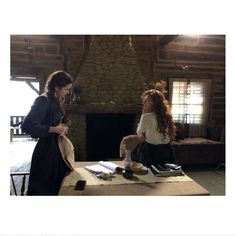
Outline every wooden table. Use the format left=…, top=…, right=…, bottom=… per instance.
left=59, top=161, right=209, bottom=196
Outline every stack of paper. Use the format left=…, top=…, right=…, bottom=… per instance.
left=84, top=161, right=123, bottom=174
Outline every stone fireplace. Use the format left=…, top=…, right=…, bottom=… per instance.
left=65, top=35, right=146, bottom=161
left=86, top=113, right=136, bottom=161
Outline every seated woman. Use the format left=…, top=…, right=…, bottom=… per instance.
left=129, top=85, right=177, bottom=167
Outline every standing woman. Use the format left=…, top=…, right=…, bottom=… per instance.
left=132, top=88, right=176, bottom=167
left=22, top=71, right=73, bottom=195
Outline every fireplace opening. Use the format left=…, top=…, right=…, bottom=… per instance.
left=86, top=113, right=136, bottom=161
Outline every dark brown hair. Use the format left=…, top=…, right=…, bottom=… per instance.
left=45, top=71, right=73, bottom=121
left=45, top=70, right=73, bottom=97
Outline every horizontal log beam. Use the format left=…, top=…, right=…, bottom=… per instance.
left=159, top=35, right=179, bottom=47
left=11, top=35, right=58, bottom=44
left=156, top=62, right=225, bottom=71
left=157, top=58, right=225, bottom=67
left=10, top=76, right=39, bottom=82
left=165, top=43, right=225, bottom=54
left=156, top=66, right=225, bottom=75
left=159, top=49, right=225, bottom=61
left=11, top=53, right=63, bottom=68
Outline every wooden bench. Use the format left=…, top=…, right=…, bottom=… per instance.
left=172, top=138, right=225, bottom=165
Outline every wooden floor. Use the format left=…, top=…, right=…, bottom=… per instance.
left=183, top=164, right=225, bottom=195
left=10, top=139, right=225, bottom=196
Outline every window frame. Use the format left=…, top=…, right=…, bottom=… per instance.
left=169, top=77, right=212, bottom=125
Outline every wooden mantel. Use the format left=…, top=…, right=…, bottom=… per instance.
left=64, top=103, right=142, bottom=114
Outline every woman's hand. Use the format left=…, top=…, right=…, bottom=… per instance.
left=49, top=124, right=69, bottom=135
left=60, top=124, right=69, bottom=135
left=138, top=133, right=146, bottom=142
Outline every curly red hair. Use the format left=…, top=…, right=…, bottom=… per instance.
left=142, top=89, right=176, bottom=140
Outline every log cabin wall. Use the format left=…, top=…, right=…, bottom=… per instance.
left=11, top=35, right=225, bottom=160
left=11, top=35, right=62, bottom=93
left=132, top=35, right=225, bottom=141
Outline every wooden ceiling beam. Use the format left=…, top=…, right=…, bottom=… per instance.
left=159, top=35, right=179, bottom=47
left=10, top=76, right=39, bottom=82
left=25, top=81, right=40, bottom=94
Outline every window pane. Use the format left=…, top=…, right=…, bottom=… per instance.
left=171, top=80, right=205, bottom=124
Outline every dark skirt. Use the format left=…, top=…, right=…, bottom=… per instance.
left=27, top=134, right=71, bottom=195
left=131, top=141, right=177, bottom=167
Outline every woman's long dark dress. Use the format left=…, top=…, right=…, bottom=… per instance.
left=21, top=95, right=71, bottom=195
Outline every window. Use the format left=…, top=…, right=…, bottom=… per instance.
left=170, top=78, right=211, bottom=136
left=10, top=76, right=39, bottom=116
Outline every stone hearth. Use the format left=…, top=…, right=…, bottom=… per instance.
left=66, top=35, right=146, bottom=161
left=66, top=104, right=142, bottom=161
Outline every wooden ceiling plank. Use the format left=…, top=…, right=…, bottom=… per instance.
left=159, top=35, right=179, bottom=47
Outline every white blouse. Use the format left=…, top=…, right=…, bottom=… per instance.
left=136, top=112, right=170, bottom=145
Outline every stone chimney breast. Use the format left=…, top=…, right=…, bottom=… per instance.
left=74, top=35, right=146, bottom=105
